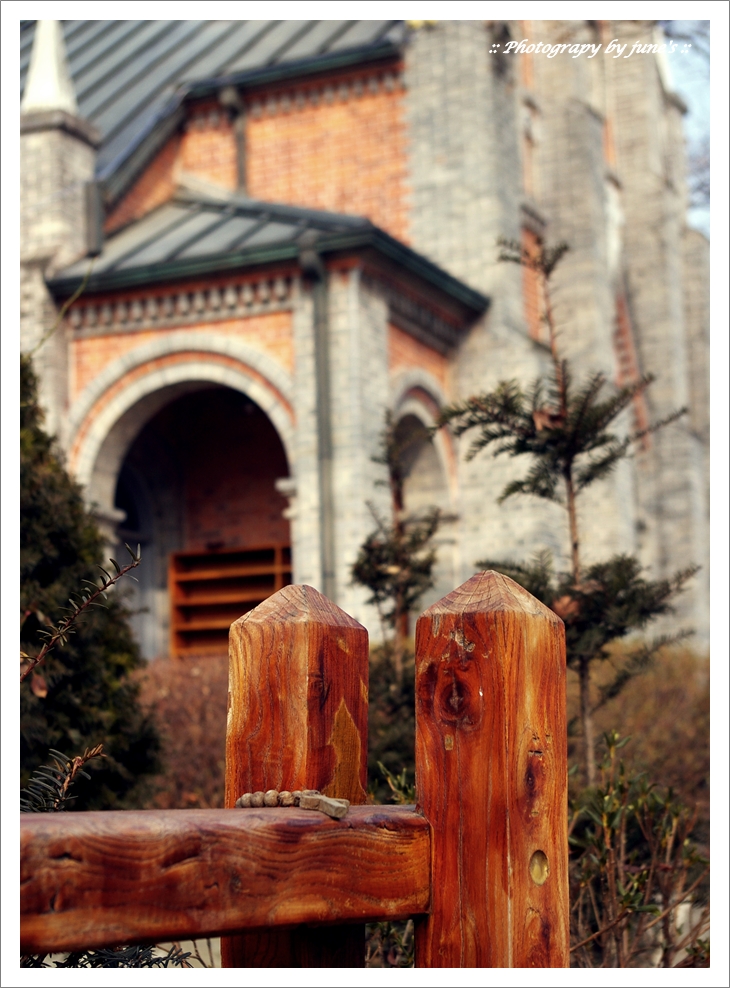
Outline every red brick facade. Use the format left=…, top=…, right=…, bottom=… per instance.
left=246, top=73, right=409, bottom=242
left=521, top=227, right=546, bottom=344
left=388, top=323, right=448, bottom=393
left=106, top=68, right=409, bottom=242
left=105, top=135, right=182, bottom=233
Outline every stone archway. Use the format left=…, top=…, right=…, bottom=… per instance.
left=67, top=333, right=295, bottom=511
left=66, top=340, right=296, bottom=660
left=391, top=394, right=457, bottom=614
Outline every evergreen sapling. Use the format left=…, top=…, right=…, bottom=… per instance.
left=439, top=240, right=696, bottom=786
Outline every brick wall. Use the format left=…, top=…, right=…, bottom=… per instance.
left=388, top=323, right=448, bottom=393
left=246, top=72, right=409, bottom=242
left=521, top=228, right=546, bottom=344
left=180, top=101, right=238, bottom=190
left=105, top=135, right=181, bottom=233
left=105, top=68, right=409, bottom=242
left=178, top=390, right=290, bottom=551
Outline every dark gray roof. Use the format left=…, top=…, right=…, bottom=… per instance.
left=48, top=190, right=488, bottom=337
left=20, top=20, right=406, bottom=182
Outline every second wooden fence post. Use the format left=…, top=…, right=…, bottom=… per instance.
left=414, top=571, right=569, bottom=967
left=221, top=584, right=369, bottom=967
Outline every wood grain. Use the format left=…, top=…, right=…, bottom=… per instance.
left=222, top=584, right=369, bottom=967
left=21, top=805, right=429, bottom=954
left=414, top=571, right=569, bottom=967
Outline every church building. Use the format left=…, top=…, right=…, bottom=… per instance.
left=20, top=20, right=709, bottom=658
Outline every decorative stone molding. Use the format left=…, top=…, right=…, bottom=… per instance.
left=68, top=275, right=296, bottom=336
left=186, top=72, right=405, bottom=130
left=70, top=350, right=296, bottom=500
left=274, top=477, right=298, bottom=521
left=192, top=70, right=405, bottom=123
left=20, top=109, right=101, bottom=147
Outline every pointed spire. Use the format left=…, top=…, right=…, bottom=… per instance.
left=21, top=20, right=78, bottom=116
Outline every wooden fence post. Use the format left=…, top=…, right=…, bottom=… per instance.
left=414, top=571, right=568, bottom=967
left=221, top=584, right=369, bottom=967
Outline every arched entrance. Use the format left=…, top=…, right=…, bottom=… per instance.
left=66, top=336, right=296, bottom=659
left=393, top=409, right=456, bottom=615
left=110, top=385, right=291, bottom=659
left=115, top=383, right=291, bottom=657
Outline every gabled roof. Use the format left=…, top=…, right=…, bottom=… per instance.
left=48, top=190, right=488, bottom=350
left=20, top=20, right=406, bottom=188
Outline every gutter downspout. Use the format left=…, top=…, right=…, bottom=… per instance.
left=219, top=86, right=247, bottom=192
left=85, top=180, right=104, bottom=256
left=299, top=233, right=336, bottom=601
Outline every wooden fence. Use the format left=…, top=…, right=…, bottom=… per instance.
left=21, top=571, right=568, bottom=967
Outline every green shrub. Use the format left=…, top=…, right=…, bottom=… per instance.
left=20, top=354, right=160, bottom=809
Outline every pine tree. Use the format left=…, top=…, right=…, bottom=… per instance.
left=439, top=241, right=696, bottom=786
left=20, top=355, right=160, bottom=809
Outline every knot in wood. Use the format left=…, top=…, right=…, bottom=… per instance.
left=435, top=664, right=483, bottom=729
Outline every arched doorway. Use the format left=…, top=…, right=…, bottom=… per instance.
left=113, top=386, right=291, bottom=659
left=393, top=411, right=455, bottom=615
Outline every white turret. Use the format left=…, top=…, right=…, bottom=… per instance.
left=21, top=19, right=78, bottom=115
left=20, top=20, right=100, bottom=440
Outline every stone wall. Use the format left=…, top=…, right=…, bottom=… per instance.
left=20, top=119, right=96, bottom=438
left=607, top=21, right=707, bottom=634
left=402, top=20, right=709, bottom=639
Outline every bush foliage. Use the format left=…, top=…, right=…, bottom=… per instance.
left=20, top=355, right=160, bottom=809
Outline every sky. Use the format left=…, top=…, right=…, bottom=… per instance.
left=662, top=20, right=710, bottom=237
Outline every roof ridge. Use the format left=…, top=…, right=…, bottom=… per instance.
left=172, top=186, right=374, bottom=229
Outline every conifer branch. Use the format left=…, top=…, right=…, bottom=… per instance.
left=20, top=543, right=142, bottom=684
left=20, top=745, right=105, bottom=813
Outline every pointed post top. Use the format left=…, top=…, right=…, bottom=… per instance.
left=232, top=584, right=365, bottom=631
left=419, top=570, right=563, bottom=625
left=21, top=20, right=78, bottom=116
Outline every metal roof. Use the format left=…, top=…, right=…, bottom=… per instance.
left=48, top=190, right=488, bottom=339
left=20, top=20, right=406, bottom=181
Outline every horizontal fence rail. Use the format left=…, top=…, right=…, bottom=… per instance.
left=20, top=573, right=568, bottom=967
left=21, top=805, right=430, bottom=954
